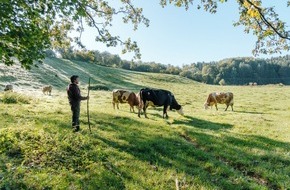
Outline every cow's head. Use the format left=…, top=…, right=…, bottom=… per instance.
left=204, top=102, right=209, bottom=110
left=170, top=96, right=184, bottom=115
left=176, top=106, right=184, bottom=115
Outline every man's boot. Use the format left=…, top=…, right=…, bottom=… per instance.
left=73, top=125, right=80, bottom=132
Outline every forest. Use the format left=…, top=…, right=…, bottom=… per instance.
left=47, top=49, right=290, bottom=85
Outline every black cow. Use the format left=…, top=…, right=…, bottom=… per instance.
left=138, top=88, right=184, bottom=118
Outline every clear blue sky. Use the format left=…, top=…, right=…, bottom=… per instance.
left=77, top=1, right=290, bottom=67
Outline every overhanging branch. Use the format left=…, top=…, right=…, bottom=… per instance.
left=240, top=0, right=290, bottom=40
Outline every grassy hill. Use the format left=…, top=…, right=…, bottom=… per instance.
left=0, top=58, right=289, bottom=189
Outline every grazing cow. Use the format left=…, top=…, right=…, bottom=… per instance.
left=112, top=89, right=140, bottom=112
left=42, top=85, right=52, bottom=95
left=204, top=92, right=234, bottom=111
left=4, top=84, right=13, bottom=91
left=138, top=88, right=184, bottom=118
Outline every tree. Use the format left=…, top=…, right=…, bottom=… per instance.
left=202, top=64, right=217, bottom=84
left=0, top=0, right=149, bottom=69
left=1, top=0, right=289, bottom=69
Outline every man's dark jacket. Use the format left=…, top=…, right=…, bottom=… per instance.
left=67, top=83, right=86, bottom=104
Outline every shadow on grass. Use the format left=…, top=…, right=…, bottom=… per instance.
left=234, top=110, right=265, bottom=114
left=138, top=107, right=190, bottom=120
left=5, top=110, right=288, bottom=189
left=172, top=115, right=233, bottom=130
left=90, top=112, right=289, bottom=190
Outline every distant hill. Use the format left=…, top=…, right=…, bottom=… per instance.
left=0, top=57, right=195, bottom=92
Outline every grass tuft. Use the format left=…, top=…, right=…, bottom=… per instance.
left=1, top=92, right=31, bottom=104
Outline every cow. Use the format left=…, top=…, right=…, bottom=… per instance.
left=4, top=84, right=13, bottom=91
left=204, top=92, right=234, bottom=111
left=42, top=85, right=52, bottom=95
left=112, top=89, right=140, bottom=112
left=138, top=88, right=184, bottom=118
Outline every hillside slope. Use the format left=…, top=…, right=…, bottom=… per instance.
left=0, top=57, right=195, bottom=92
left=0, top=58, right=289, bottom=190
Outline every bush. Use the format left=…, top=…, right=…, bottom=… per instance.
left=89, top=85, right=110, bottom=91
left=219, top=79, right=226, bottom=86
left=2, top=92, right=31, bottom=104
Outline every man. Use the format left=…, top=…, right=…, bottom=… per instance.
left=67, top=75, right=89, bottom=132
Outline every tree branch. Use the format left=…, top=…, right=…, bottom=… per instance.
left=244, top=0, right=290, bottom=40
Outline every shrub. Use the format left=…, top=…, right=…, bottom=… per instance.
left=89, top=85, right=110, bottom=91
left=2, top=92, right=31, bottom=104
left=219, top=79, right=226, bottom=86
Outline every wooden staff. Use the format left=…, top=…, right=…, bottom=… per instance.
left=87, top=77, right=91, bottom=133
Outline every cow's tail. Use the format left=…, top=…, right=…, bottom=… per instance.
left=137, top=89, right=145, bottom=117
left=139, top=89, right=143, bottom=101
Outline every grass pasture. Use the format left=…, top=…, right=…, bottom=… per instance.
left=0, top=59, right=289, bottom=189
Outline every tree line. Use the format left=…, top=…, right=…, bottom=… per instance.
left=46, top=49, right=290, bottom=85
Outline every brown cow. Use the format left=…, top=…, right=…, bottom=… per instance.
left=4, top=84, right=13, bottom=91
left=42, top=85, right=52, bottom=95
left=112, top=89, right=140, bottom=112
left=204, top=92, right=234, bottom=111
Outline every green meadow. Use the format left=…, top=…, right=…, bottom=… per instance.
left=0, top=58, right=289, bottom=190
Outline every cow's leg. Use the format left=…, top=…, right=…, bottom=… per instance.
left=130, top=104, right=135, bottom=112
left=112, top=102, right=115, bottom=109
left=116, top=103, right=119, bottom=109
left=163, top=112, right=168, bottom=119
left=143, top=107, right=148, bottom=118
left=215, top=104, right=218, bottom=110
left=137, top=100, right=144, bottom=117
left=163, top=106, right=169, bottom=119
left=231, top=104, right=234, bottom=111
left=225, top=104, right=229, bottom=111
left=138, top=101, right=144, bottom=118
left=138, top=108, right=141, bottom=117
left=143, top=102, right=149, bottom=118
